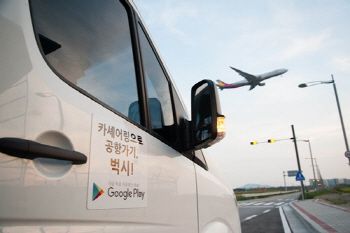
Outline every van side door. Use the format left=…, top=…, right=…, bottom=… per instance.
left=0, top=0, right=198, bottom=232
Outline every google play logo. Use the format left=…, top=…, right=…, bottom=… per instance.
left=92, top=183, right=104, bottom=201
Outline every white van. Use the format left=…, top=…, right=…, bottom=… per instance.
left=0, top=0, right=241, bottom=232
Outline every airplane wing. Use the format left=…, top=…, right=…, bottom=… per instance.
left=230, top=67, right=256, bottom=82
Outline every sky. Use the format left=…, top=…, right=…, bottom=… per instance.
left=133, top=0, right=350, bottom=189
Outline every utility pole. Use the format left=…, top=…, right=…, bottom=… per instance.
left=291, top=125, right=305, bottom=200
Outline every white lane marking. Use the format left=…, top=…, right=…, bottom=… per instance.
left=279, top=206, right=291, bottom=233
left=263, top=209, right=271, bottom=213
left=263, top=202, right=275, bottom=205
left=243, top=215, right=257, bottom=222
left=274, top=202, right=285, bottom=205
left=243, top=202, right=255, bottom=206
left=253, top=202, right=264, bottom=205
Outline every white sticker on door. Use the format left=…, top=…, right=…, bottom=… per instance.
left=87, top=115, right=147, bottom=209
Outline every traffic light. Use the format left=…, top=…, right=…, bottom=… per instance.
left=267, top=139, right=275, bottom=143
left=312, top=179, right=322, bottom=186
left=317, top=179, right=322, bottom=186
left=250, top=141, right=258, bottom=145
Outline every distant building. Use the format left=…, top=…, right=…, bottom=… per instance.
left=328, top=179, right=337, bottom=187
left=323, top=179, right=329, bottom=187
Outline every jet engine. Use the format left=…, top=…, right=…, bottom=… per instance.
left=258, top=83, right=266, bottom=86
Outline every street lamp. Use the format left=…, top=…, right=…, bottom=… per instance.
left=299, top=75, right=349, bottom=165
left=299, top=139, right=317, bottom=188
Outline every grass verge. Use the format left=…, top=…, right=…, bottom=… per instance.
left=298, top=185, right=350, bottom=205
left=325, top=198, right=347, bottom=205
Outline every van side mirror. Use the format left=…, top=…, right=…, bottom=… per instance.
left=191, top=80, right=225, bottom=149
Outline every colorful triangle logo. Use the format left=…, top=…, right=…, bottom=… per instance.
left=92, top=183, right=104, bottom=201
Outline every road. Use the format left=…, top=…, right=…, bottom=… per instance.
left=238, top=192, right=300, bottom=233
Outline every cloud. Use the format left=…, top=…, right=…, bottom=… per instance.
left=281, top=31, right=331, bottom=59
left=134, top=1, right=198, bottom=45
left=332, top=56, right=350, bottom=72
left=159, top=4, right=197, bottom=27
left=267, top=1, right=305, bottom=28
left=167, top=27, right=194, bottom=46
left=283, top=32, right=330, bottom=59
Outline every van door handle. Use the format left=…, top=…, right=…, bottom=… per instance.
left=0, top=138, right=87, bottom=165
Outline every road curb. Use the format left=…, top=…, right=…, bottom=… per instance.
left=288, top=201, right=321, bottom=233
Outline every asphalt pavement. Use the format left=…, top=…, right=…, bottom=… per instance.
left=239, top=192, right=300, bottom=232
left=239, top=192, right=350, bottom=233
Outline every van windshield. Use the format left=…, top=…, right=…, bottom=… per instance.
left=31, top=0, right=141, bottom=124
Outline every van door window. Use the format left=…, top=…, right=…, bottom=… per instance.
left=137, top=24, right=176, bottom=143
left=31, top=0, right=141, bottom=124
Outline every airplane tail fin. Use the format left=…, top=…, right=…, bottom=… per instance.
left=216, top=80, right=226, bottom=90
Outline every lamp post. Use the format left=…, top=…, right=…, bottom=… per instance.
left=299, top=75, right=349, bottom=165
left=299, top=139, right=317, bottom=189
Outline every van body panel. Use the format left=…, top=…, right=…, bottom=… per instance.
left=0, top=1, right=198, bottom=232
left=0, top=0, right=241, bottom=232
left=195, top=151, right=241, bottom=233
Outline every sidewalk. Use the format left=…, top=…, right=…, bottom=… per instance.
left=289, top=199, right=350, bottom=233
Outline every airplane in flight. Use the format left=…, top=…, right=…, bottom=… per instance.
left=216, top=67, right=288, bottom=91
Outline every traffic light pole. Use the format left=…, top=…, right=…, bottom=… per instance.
left=291, top=125, right=306, bottom=200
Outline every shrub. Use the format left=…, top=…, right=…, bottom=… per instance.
left=340, top=188, right=350, bottom=193
left=298, top=188, right=340, bottom=200
left=326, top=198, right=347, bottom=205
